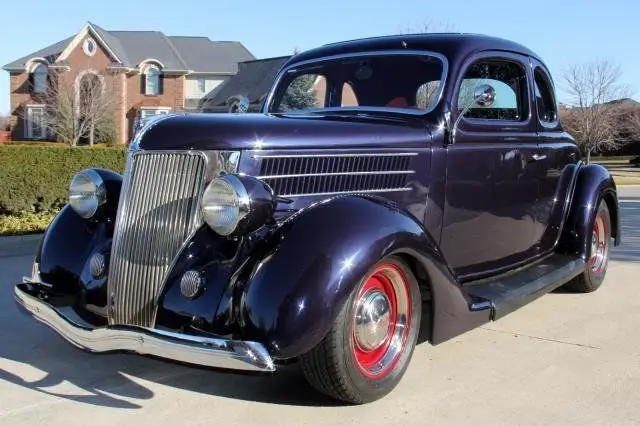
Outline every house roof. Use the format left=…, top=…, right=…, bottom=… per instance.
left=201, top=56, right=290, bottom=111
left=168, top=37, right=254, bottom=74
left=2, top=22, right=254, bottom=73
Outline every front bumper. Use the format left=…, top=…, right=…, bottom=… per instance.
left=14, top=281, right=275, bottom=373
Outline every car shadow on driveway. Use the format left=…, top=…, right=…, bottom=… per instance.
left=0, top=320, right=343, bottom=409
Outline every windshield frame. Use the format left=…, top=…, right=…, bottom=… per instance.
left=264, top=50, right=449, bottom=116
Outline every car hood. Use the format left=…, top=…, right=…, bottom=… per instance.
left=137, top=113, right=431, bottom=151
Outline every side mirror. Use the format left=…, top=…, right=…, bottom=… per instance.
left=473, top=84, right=496, bottom=107
left=228, top=95, right=250, bottom=113
left=450, top=83, right=497, bottom=144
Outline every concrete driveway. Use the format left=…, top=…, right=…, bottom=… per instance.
left=1, top=188, right=639, bottom=425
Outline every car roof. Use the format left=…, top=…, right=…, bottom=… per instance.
left=285, top=33, right=543, bottom=68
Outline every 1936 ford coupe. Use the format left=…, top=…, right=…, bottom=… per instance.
left=15, top=34, right=620, bottom=404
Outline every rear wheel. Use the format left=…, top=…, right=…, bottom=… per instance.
left=300, top=256, right=421, bottom=404
left=563, top=200, right=611, bottom=292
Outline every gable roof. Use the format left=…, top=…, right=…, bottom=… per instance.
left=201, top=56, right=290, bottom=111
left=2, top=22, right=254, bottom=73
left=2, top=36, right=74, bottom=71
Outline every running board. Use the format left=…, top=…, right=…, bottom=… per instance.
left=465, top=254, right=586, bottom=320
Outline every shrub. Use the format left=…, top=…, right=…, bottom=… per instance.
left=0, top=145, right=126, bottom=215
left=0, top=211, right=57, bottom=236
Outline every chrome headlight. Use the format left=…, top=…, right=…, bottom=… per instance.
left=68, top=169, right=106, bottom=219
left=202, top=175, right=250, bottom=236
left=201, top=174, right=275, bottom=236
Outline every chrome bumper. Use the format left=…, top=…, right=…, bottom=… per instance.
left=15, top=281, right=275, bottom=373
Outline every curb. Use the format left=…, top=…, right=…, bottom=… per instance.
left=0, top=233, right=43, bottom=258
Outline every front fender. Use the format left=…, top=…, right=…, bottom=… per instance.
left=34, top=169, right=122, bottom=321
left=559, top=163, right=620, bottom=259
left=238, top=196, right=490, bottom=360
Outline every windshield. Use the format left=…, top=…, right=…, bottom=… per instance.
left=268, top=53, right=446, bottom=115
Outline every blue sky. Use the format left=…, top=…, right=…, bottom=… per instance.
left=1, top=0, right=637, bottom=115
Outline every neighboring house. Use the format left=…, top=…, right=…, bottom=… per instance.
left=2, top=22, right=254, bottom=144
left=201, top=56, right=290, bottom=113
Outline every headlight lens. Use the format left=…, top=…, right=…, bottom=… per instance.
left=68, top=169, right=106, bottom=218
left=202, top=175, right=249, bottom=236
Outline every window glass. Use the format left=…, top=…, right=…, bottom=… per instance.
left=140, top=108, right=170, bottom=119
left=270, top=54, right=444, bottom=114
left=533, top=67, right=557, bottom=123
left=145, top=67, right=160, bottom=95
left=416, top=81, right=440, bottom=110
left=32, top=64, right=47, bottom=94
left=341, top=82, right=358, bottom=106
left=277, top=74, right=326, bottom=112
left=198, top=78, right=206, bottom=93
left=458, top=60, right=527, bottom=121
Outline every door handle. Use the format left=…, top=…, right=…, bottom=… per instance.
left=528, top=154, right=547, bottom=162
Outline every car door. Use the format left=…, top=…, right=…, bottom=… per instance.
left=440, top=52, right=543, bottom=280
left=530, top=58, right=581, bottom=252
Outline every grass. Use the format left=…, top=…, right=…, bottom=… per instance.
left=0, top=211, right=56, bottom=236
left=592, top=155, right=635, bottom=165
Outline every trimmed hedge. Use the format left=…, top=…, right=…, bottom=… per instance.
left=0, top=145, right=126, bottom=215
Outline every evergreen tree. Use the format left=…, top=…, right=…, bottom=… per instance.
left=279, top=75, right=319, bottom=112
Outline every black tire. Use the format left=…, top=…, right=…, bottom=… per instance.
left=300, top=256, right=422, bottom=404
left=563, top=200, right=611, bottom=293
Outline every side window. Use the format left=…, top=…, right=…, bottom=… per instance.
left=277, top=74, right=326, bottom=112
left=458, top=60, right=528, bottom=121
left=341, top=82, right=358, bottom=106
left=533, top=67, right=558, bottom=124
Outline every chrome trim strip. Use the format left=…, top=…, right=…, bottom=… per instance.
left=253, top=152, right=418, bottom=159
left=264, top=50, right=449, bottom=116
left=258, top=170, right=415, bottom=179
left=284, top=187, right=412, bottom=198
left=15, top=282, right=275, bottom=372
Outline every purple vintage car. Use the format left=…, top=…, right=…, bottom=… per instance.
left=15, top=34, right=620, bottom=403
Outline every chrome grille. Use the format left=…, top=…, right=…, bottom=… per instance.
left=108, top=152, right=206, bottom=327
left=257, top=153, right=416, bottom=197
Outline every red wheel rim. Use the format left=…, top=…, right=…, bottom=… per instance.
left=351, top=264, right=411, bottom=378
left=590, top=211, right=608, bottom=274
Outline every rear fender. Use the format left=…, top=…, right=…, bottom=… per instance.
left=238, top=196, right=490, bottom=360
left=558, top=163, right=620, bottom=259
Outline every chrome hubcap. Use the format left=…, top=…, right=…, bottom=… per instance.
left=351, top=264, right=412, bottom=378
left=354, top=291, right=392, bottom=351
left=590, top=213, right=608, bottom=274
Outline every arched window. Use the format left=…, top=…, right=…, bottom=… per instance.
left=32, top=63, right=48, bottom=94
left=145, top=66, right=161, bottom=96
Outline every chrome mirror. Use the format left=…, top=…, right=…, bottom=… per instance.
left=450, top=83, right=497, bottom=144
left=473, top=84, right=496, bottom=107
left=228, top=95, right=250, bottom=113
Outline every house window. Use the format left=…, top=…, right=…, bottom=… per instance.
left=32, top=63, right=48, bottom=94
left=83, top=38, right=97, bottom=56
left=198, top=78, right=206, bottom=93
left=25, top=105, right=48, bottom=139
left=139, top=107, right=171, bottom=120
left=145, top=66, right=161, bottom=95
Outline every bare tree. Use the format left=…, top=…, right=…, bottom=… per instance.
left=22, top=70, right=117, bottom=147
left=561, top=60, right=630, bottom=163
left=624, top=105, right=640, bottom=142
left=398, top=18, right=456, bottom=34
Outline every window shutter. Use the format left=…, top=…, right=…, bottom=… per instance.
left=158, top=74, right=164, bottom=95
left=140, top=74, right=146, bottom=94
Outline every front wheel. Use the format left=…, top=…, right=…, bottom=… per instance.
left=563, top=200, right=611, bottom=292
left=300, top=256, right=422, bottom=404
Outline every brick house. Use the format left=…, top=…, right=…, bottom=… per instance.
left=2, top=22, right=254, bottom=144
